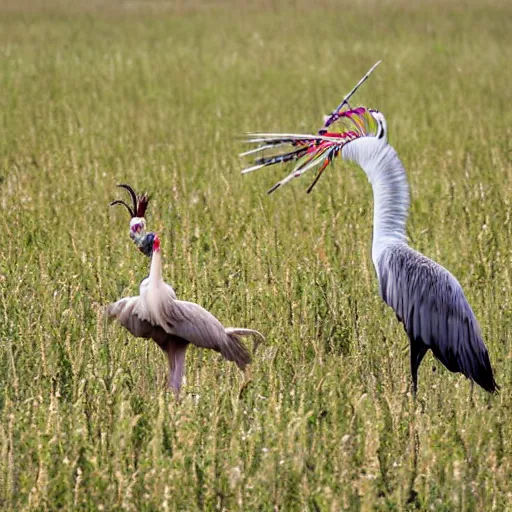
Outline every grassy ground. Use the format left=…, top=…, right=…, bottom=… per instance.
left=1, top=0, right=511, bottom=510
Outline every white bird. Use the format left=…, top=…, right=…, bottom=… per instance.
left=241, top=93, right=498, bottom=394
left=108, top=188, right=264, bottom=394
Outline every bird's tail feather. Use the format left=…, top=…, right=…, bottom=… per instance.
left=223, top=328, right=265, bottom=369
left=222, top=333, right=252, bottom=370
left=466, top=349, right=499, bottom=393
left=225, top=327, right=265, bottom=340
left=226, top=327, right=265, bottom=355
left=457, top=320, right=499, bottom=393
left=431, top=329, right=499, bottom=393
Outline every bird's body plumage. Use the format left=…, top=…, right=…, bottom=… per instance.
left=107, top=236, right=263, bottom=393
left=378, top=244, right=497, bottom=392
left=243, top=104, right=498, bottom=394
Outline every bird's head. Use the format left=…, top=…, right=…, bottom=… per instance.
left=321, top=106, right=387, bottom=142
left=138, top=232, right=160, bottom=257
left=129, top=217, right=147, bottom=243
left=368, top=109, right=387, bottom=142
left=330, top=107, right=389, bottom=169
left=110, top=183, right=151, bottom=246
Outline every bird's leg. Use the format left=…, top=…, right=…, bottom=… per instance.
left=469, top=380, right=475, bottom=409
left=165, top=343, right=176, bottom=390
left=167, top=343, right=188, bottom=397
left=410, top=341, right=428, bottom=397
left=406, top=405, right=420, bottom=506
left=406, top=342, right=425, bottom=505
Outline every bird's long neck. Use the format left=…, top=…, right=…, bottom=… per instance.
left=342, top=138, right=409, bottom=267
left=149, top=247, right=163, bottom=283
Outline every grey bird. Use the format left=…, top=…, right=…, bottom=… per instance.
left=241, top=83, right=498, bottom=394
left=108, top=189, right=264, bottom=394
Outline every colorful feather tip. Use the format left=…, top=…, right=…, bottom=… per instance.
left=241, top=106, right=381, bottom=194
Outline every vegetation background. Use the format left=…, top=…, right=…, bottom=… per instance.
left=0, top=0, right=511, bottom=509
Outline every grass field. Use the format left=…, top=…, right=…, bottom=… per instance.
left=1, top=0, right=511, bottom=510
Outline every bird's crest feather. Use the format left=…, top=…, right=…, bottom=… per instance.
left=240, top=61, right=382, bottom=193
left=241, top=107, right=381, bottom=194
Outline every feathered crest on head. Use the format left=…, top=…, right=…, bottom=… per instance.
left=135, top=192, right=150, bottom=218
left=240, top=61, right=382, bottom=193
left=110, top=184, right=150, bottom=219
left=110, top=184, right=152, bottom=247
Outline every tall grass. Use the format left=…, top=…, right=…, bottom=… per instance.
left=0, top=0, right=511, bottom=509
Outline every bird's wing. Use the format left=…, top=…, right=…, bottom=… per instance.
left=111, top=287, right=253, bottom=369
left=152, top=295, right=252, bottom=369
left=158, top=299, right=226, bottom=346
left=165, top=283, right=178, bottom=300
left=378, top=245, right=498, bottom=392
left=107, top=296, right=171, bottom=349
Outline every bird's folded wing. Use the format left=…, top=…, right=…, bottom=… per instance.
left=159, top=299, right=229, bottom=350
left=379, top=245, right=497, bottom=391
left=107, top=296, right=156, bottom=339
left=160, top=299, right=253, bottom=368
left=110, top=288, right=252, bottom=352
left=109, top=292, right=227, bottom=349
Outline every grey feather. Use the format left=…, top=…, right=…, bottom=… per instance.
left=106, top=236, right=266, bottom=398
left=106, top=297, right=181, bottom=351
left=108, top=289, right=260, bottom=370
left=378, top=245, right=498, bottom=392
